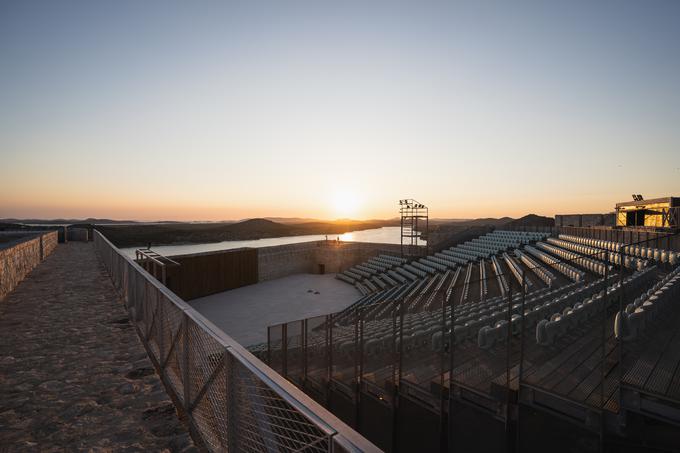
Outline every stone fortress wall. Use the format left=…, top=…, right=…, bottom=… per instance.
left=0, top=231, right=59, bottom=301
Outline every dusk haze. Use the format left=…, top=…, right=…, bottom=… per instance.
left=1, top=2, right=680, bottom=453
left=2, top=1, right=679, bottom=221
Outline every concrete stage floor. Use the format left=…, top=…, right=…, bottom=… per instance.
left=189, top=273, right=361, bottom=347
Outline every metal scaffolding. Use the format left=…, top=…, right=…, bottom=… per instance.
left=399, top=199, right=428, bottom=257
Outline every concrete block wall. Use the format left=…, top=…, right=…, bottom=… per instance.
left=314, top=241, right=403, bottom=275
left=0, top=231, right=58, bottom=301
left=257, top=242, right=322, bottom=281
left=555, top=214, right=615, bottom=227
left=67, top=228, right=89, bottom=242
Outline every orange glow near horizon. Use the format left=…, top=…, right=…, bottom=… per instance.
left=2, top=3, right=679, bottom=223
left=0, top=188, right=648, bottom=223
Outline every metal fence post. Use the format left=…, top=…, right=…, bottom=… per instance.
left=183, top=314, right=191, bottom=412
left=282, top=323, right=288, bottom=379
left=516, top=271, right=526, bottom=450
left=226, top=352, right=239, bottom=452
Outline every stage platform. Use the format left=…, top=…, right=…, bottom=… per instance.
left=189, top=273, right=361, bottom=346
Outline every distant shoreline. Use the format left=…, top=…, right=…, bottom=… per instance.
left=96, top=218, right=401, bottom=248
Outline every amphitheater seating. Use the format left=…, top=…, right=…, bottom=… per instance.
left=336, top=273, right=355, bottom=285
left=363, top=279, right=378, bottom=292
left=559, top=234, right=678, bottom=266
left=404, top=263, right=429, bottom=278
left=336, top=229, right=572, bottom=314
left=491, top=255, right=509, bottom=296
left=615, top=266, right=680, bottom=341
left=534, top=267, right=656, bottom=346
left=479, top=259, right=488, bottom=301
left=365, top=262, right=388, bottom=272
left=355, top=282, right=369, bottom=296
left=355, top=264, right=377, bottom=275
left=460, top=263, right=473, bottom=303
left=514, top=249, right=556, bottom=287
left=412, top=260, right=438, bottom=274
left=420, top=258, right=448, bottom=272
left=536, top=241, right=608, bottom=275
left=429, top=255, right=459, bottom=269
left=503, top=252, right=532, bottom=289
left=524, top=244, right=586, bottom=282
left=396, top=267, right=419, bottom=281
left=430, top=284, right=573, bottom=351
left=343, top=269, right=363, bottom=281
left=330, top=254, right=637, bottom=355
left=423, top=269, right=452, bottom=310
left=547, top=237, right=645, bottom=272
left=387, top=269, right=407, bottom=284
left=380, top=273, right=398, bottom=286
left=371, top=275, right=387, bottom=290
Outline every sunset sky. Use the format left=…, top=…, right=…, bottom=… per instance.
left=1, top=1, right=679, bottom=221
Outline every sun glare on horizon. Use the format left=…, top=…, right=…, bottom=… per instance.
left=331, top=189, right=361, bottom=219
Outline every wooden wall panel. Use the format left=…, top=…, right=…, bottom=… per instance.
left=167, top=248, right=258, bottom=301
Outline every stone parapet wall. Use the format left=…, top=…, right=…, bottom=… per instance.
left=0, top=231, right=58, bottom=301
left=43, top=230, right=59, bottom=256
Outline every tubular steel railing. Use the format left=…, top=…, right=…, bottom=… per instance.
left=93, top=230, right=379, bottom=453
left=135, top=247, right=180, bottom=285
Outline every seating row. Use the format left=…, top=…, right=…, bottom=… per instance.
left=420, top=258, right=449, bottom=272
left=428, top=255, right=459, bottom=269
left=460, top=263, right=473, bottom=303
left=514, top=249, right=556, bottom=287
left=536, top=241, right=608, bottom=275
left=435, top=282, right=587, bottom=350
left=411, top=261, right=437, bottom=275
left=437, top=251, right=469, bottom=265
left=615, top=266, right=680, bottom=341
left=559, top=234, right=678, bottom=265
left=535, top=267, right=656, bottom=346
left=491, top=255, right=509, bottom=296
left=480, top=260, right=488, bottom=301
left=524, top=245, right=585, bottom=282
left=503, top=252, right=533, bottom=289
left=547, top=237, right=646, bottom=272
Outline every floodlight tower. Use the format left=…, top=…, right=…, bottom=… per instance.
left=399, top=199, right=429, bottom=257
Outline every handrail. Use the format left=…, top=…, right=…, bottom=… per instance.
left=94, top=229, right=380, bottom=453
left=135, top=247, right=181, bottom=266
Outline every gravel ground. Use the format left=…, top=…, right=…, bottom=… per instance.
left=0, top=242, right=196, bottom=452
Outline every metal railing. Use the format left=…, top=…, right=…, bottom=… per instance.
left=266, top=229, right=680, bottom=451
left=93, top=230, right=379, bottom=453
left=135, top=247, right=180, bottom=285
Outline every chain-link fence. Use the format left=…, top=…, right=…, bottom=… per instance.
left=93, top=230, right=379, bottom=453
left=265, top=227, right=680, bottom=452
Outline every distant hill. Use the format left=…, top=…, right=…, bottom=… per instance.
left=458, top=217, right=514, bottom=227
left=433, top=214, right=553, bottom=228
left=97, top=218, right=399, bottom=248
left=1, top=218, right=147, bottom=225
left=260, top=217, right=323, bottom=224
left=505, top=214, right=554, bottom=228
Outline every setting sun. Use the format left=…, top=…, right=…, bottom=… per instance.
left=331, top=189, right=360, bottom=218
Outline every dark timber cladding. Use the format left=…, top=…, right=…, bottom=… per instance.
left=164, top=247, right=258, bottom=300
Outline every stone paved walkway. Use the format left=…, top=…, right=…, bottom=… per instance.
left=0, top=242, right=195, bottom=452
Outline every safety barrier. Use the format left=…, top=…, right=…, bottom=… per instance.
left=93, top=230, right=378, bottom=453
